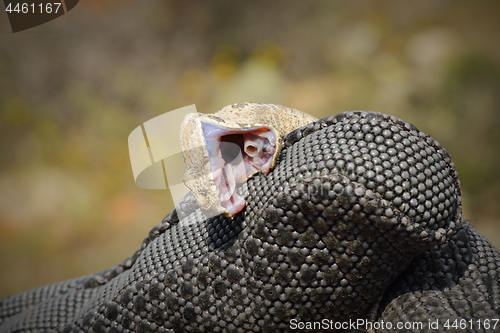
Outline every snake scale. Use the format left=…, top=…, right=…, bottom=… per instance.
left=0, top=104, right=499, bottom=332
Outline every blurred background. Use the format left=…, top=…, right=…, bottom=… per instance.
left=1, top=0, right=499, bottom=299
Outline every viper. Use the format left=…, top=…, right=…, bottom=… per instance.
left=1, top=104, right=499, bottom=332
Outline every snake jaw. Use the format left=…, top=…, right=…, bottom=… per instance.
left=200, top=121, right=277, bottom=217
left=179, top=113, right=281, bottom=217
left=216, top=164, right=246, bottom=216
left=179, top=103, right=317, bottom=218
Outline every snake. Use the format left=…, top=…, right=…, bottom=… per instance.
left=0, top=104, right=499, bottom=332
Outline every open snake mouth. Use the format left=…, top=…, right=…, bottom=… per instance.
left=201, top=122, right=277, bottom=216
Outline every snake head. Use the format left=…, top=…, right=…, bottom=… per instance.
left=179, top=113, right=280, bottom=217
left=179, top=103, right=316, bottom=218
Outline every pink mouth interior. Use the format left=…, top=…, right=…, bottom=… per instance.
left=202, top=123, right=276, bottom=216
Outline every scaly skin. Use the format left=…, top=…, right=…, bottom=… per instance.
left=0, top=110, right=499, bottom=333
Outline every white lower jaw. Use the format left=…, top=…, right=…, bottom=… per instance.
left=214, top=160, right=247, bottom=216
left=221, top=190, right=246, bottom=216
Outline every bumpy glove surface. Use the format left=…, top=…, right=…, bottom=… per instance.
left=0, top=111, right=498, bottom=333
